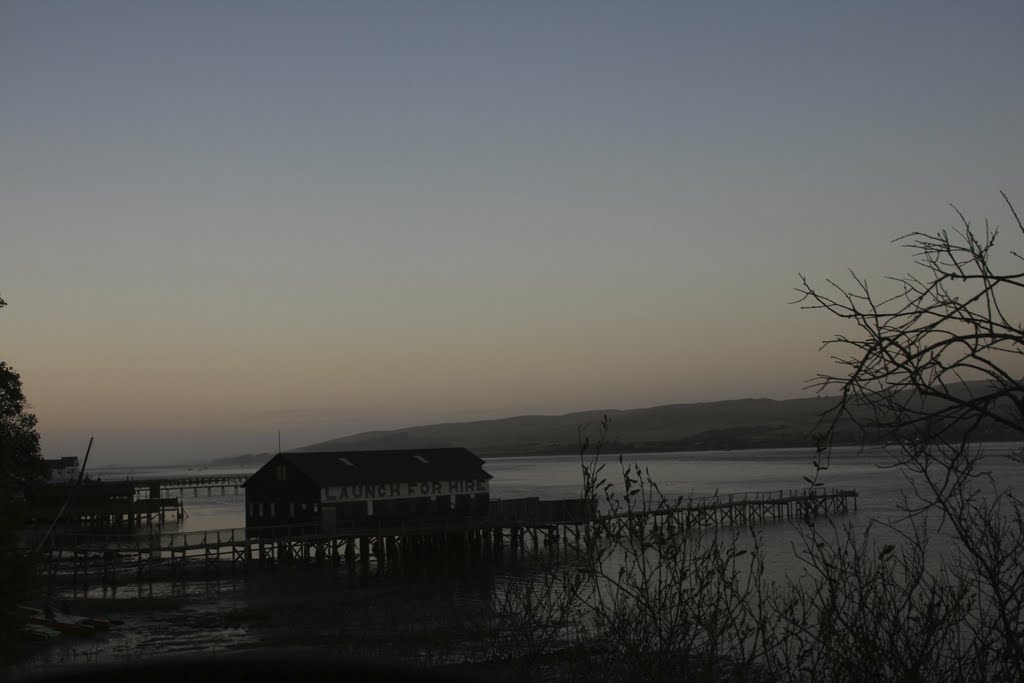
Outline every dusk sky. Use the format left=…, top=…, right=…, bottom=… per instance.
left=3, top=1, right=1022, bottom=465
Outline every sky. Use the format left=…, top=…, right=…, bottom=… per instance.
left=2, top=1, right=1023, bottom=465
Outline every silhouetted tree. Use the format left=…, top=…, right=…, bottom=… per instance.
left=796, top=194, right=1024, bottom=677
left=0, top=295, right=46, bottom=653
left=0, top=298, right=44, bottom=493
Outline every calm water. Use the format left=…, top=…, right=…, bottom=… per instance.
left=94, top=442, right=1024, bottom=534
left=79, top=443, right=1024, bottom=602
left=16, top=444, right=1023, bottom=672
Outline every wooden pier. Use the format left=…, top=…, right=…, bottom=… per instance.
left=130, top=475, right=249, bottom=499
left=44, top=515, right=581, bottom=585
left=27, top=481, right=184, bottom=530
left=40, top=487, right=856, bottom=584
left=48, top=497, right=184, bottom=529
left=605, top=487, right=858, bottom=526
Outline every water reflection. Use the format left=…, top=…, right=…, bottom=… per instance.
left=19, top=444, right=1022, bottom=673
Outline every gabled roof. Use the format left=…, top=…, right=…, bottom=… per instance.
left=272, top=448, right=491, bottom=486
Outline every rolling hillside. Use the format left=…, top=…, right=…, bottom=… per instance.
left=295, top=396, right=853, bottom=457
left=209, top=383, right=1018, bottom=466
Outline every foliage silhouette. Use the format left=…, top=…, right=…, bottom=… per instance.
left=487, top=197, right=1024, bottom=681
left=0, top=295, right=47, bottom=655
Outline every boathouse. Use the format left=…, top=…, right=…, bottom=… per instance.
left=244, top=448, right=492, bottom=531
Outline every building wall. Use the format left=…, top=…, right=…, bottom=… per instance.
left=245, top=456, right=492, bottom=531
left=45, top=458, right=80, bottom=483
left=48, top=466, right=78, bottom=483
left=244, top=457, right=320, bottom=527
left=321, top=487, right=490, bottom=530
left=322, top=478, right=489, bottom=505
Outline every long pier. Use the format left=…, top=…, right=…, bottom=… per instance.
left=41, top=487, right=856, bottom=584
left=45, top=516, right=578, bottom=584
left=28, top=475, right=249, bottom=532
left=27, top=481, right=185, bottom=530
left=605, top=487, right=858, bottom=526
left=130, top=475, right=249, bottom=499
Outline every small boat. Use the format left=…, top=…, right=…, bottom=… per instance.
left=19, top=605, right=97, bottom=636
left=27, top=614, right=97, bottom=636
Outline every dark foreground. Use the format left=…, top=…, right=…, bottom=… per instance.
left=7, top=554, right=541, bottom=679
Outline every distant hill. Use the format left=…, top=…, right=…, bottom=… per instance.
left=290, top=378, right=1024, bottom=458
left=207, top=452, right=275, bottom=468
left=210, top=384, right=1019, bottom=466
left=294, top=396, right=853, bottom=457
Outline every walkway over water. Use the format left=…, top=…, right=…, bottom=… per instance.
left=605, top=487, right=858, bottom=525
left=129, top=474, right=249, bottom=498
left=42, top=487, right=856, bottom=583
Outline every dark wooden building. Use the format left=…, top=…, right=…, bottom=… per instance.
left=27, top=480, right=180, bottom=528
left=243, top=448, right=492, bottom=531
left=44, top=456, right=80, bottom=483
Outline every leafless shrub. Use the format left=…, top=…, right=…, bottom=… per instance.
left=488, top=197, right=1024, bottom=681
left=793, top=194, right=1024, bottom=680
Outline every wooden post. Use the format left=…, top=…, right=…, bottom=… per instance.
left=359, top=536, right=369, bottom=562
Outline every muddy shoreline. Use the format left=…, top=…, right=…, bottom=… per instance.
left=9, top=555, right=530, bottom=677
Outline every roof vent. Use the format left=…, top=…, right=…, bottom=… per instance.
left=338, top=457, right=355, bottom=467
left=412, top=455, right=429, bottom=464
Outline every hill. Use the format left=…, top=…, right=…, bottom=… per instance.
left=294, top=395, right=853, bottom=457
left=209, top=384, right=1019, bottom=466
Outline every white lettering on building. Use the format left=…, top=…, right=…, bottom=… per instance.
left=322, top=479, right=489, bottom=503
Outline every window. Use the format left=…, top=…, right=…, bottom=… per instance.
left=313, top=503, right=319, bottom=513
left=289, top=503, right=295, bottom=518
left=275, top=464, right=287, bottom=481
left=269, top=502, right=276, bottom=517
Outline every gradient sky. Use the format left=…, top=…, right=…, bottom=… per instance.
left=2, top=1, right=1023, bottom=465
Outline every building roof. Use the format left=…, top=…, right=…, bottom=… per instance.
left=268, top=448, right=491, bottom=487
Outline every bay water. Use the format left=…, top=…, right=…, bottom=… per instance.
left=17, top=443, right=1024, bottom=671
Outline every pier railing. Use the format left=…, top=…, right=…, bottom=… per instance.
left=37, top=487, right=859, bottom=583
left=46, top=516, right=577, bottom=552
left=43, top=487, right=857, bottom=554
left=129, top=474, right=250, bottom=499
left=600, top=486, right=857, bottom=519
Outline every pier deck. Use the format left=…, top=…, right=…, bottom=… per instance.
left=41, top=487, right=857, bottom=583
left=130, top=475, right=249, bottom=499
